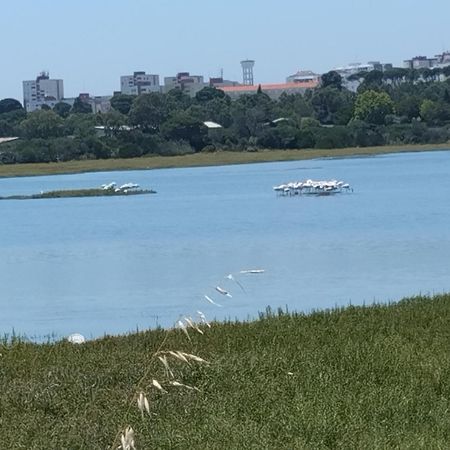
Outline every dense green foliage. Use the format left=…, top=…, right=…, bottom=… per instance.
left=1, top=68, right=450, bottom=164
left=0, top=294, right=449, bottom=448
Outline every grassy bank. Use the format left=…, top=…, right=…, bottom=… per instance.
left=1, top=294, right=449, bottom=449
left=0, top=143, right=449, bottom=178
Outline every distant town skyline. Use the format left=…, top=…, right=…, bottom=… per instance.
left=1, top=0, right=450, bottom=100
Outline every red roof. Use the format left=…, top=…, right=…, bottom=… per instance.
left=220, top=81, right=318, bottom=92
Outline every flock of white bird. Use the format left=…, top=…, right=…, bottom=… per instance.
left=100, top=182, right=140, bottom=193
left=204, top=269, right=265, bottom=307
left=273, top=179, right=352, bottom=196
left=68, top=268, right=265, bottom=343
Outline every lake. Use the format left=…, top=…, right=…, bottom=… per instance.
left=1, top=150, right=450, bottom=340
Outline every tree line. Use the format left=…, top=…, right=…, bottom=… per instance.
left=1, top=68, right=450, bottom=164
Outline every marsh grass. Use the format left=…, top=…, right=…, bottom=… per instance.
left=0, top=144, right=449, bottom=178
left=0, top=188, right=155, bottom=201
left=1, top=294, right=450, bottom=449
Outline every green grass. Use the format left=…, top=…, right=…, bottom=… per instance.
left=0, top=143, right=449, bottom=178
left=0, top=187, right=155, bottom=200
left=1, top=294, right=450, bottom=449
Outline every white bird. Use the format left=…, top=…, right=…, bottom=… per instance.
left=204, top=295, right=222, bottom=307
left=226, top=274, right=246, bottom=293
left=215, top=286, right=232, bottom=297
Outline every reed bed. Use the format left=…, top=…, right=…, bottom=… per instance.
left=1, top=294, right=449, bottom=449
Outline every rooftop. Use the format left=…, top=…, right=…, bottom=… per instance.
left=220, top=81, right=318, bottom=93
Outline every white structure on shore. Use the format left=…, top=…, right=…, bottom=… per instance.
left=23, top=71, right=64, bottom=112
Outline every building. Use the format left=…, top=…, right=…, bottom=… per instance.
left=331, top=62, right=393, bottom=91
left=22, top=71, right=64, bottom=112
left=163, top=72, right=207, bottom=96
left=435, top=51, right=450, bottom=66
left=403, top=56, right=438, bottom=70
left=286, top=70, right=321, bottom=84
left=219, top=81, right=319, bottom=100
left=209, top=77, right=241, bottom=88
left=333, top=62, right=392, bottom=78
left=59, top=93, right=112, bottom=114
left=120, top=71, right=160, bottom=95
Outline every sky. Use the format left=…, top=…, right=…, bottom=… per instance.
left=1, top=0, right=450, bottom=101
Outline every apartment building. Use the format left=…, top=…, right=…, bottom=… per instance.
left=120, top=71, right=160, bottom=95
left=163, top=72, right=207, bottom=96
left=22, top=71, right=64, bottom=112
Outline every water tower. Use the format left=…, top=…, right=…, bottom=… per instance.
left=241, top=60, right=255, bottom=86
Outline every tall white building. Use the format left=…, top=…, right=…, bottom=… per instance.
left=120, top=71, right=160, bottom=95
left=23, top=72, right=64, bottom=112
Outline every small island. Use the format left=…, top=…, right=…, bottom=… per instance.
left=0, top=182, right=156, bottom=200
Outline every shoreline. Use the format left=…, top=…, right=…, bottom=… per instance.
left=0, top=143, right=449, bottom=178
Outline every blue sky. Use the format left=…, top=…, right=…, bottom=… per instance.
left=1, top=0, right=449, bottom=100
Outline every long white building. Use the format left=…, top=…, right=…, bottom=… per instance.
left=23, top=71, right=64, bottom=112
left=120, top=71, right=160, bottom=95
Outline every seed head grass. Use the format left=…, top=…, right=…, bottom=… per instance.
left=0, top=294, right=450, bottom=448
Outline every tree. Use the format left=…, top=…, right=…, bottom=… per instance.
left=129, top=93, right=167, bottom=131
left=195, top=87, right=225, bottom=103
left=419, top=99, right=450, bottom=125
left=353, top=90, right=394, bottom=124
left=161, top=111, right=208, bottom=151
left=166, top=89, right=192, bottom=112
left=64, top=113, right=96, bottom=137
left=110, top=94, right=135, bottom=115
left=71, top=97, right=93, bottom=114
left=310, top=87, right=355, bottom=124
left=20, top=110, right=63, bottom=139
left=99, top=110, right=128, bottom=136
left=321, top=71, right=342, bottom=90
left=0, top=98, right=23, bottom=114
left=395, top=96, right=421, bottom=121
left=357, top=70, right=384, bottom=92
left=53, top=102, right=72, bottom=118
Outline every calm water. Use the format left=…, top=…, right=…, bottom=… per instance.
left=1, top=150, right=450, bottom=340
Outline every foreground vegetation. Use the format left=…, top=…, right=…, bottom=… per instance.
left=1, top=294, right=449, bottom=449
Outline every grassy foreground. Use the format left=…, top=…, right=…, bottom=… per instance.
left=1, top=295, right=450, bottom=449
left=0, top=143, right=449, bottom=178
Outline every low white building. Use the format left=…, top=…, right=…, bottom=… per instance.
left=120, top=71, right=160, bottom=95
left=23, top=71, right=64, bottom=112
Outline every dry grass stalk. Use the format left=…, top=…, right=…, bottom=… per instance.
left=157, top=355, right=174, bottom=378
left=137, top=392, right=150, bottom=419
left=176, top=320, right=191, bottom=341
left=197, top=310, right=211, bottom=328
left=120, top=426, right=136, bottom=450
left=152, top=379, right=167, bottom=393
left=179, top=352, right=210, bottom=364
left=184, top=316, right=204, bottom=335
left=170, top=381, right=200, bottom=391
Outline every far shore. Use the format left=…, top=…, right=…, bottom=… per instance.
left=0, top=143, right=449, bottom=178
